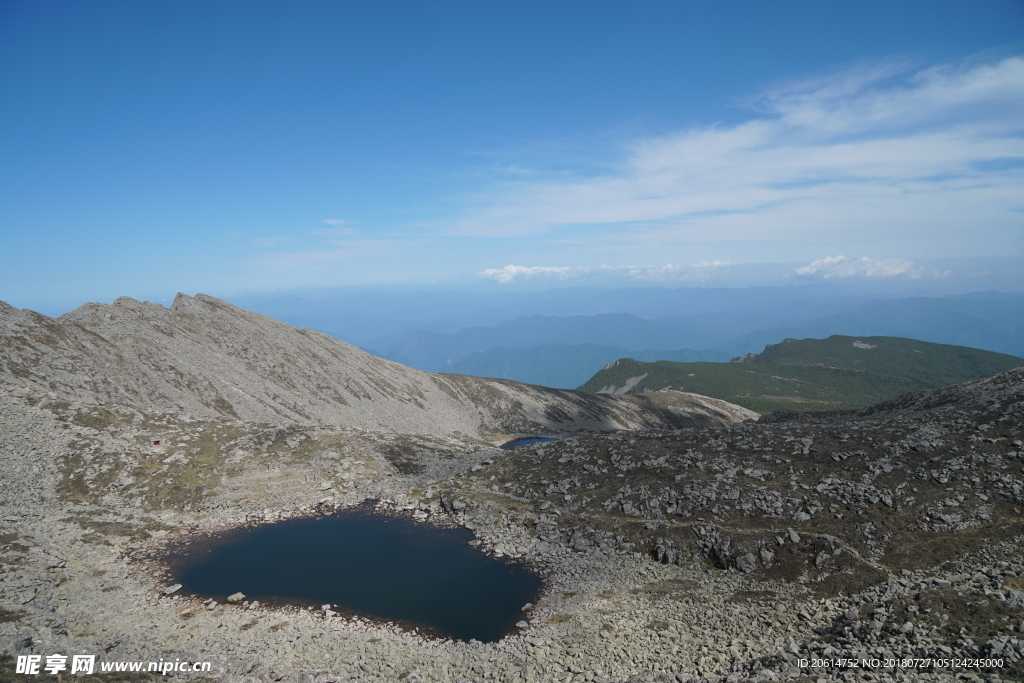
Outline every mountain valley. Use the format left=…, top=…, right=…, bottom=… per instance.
left=0, top=296, right=1022, bottom=683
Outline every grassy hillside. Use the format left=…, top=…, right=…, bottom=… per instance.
left=576, top=335, right=1024, bottom=414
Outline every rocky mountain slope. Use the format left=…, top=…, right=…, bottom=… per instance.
left=426, top=366, right=1024, bottom=680
left=0, top=294, right=754, bottom=442
left=1, top=296, right=1022, bottom=683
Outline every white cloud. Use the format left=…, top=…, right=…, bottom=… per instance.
left=321, top=219, right=350, bottom=226
left=475, top=263, right=728, bottom=283
left=625, top=264, right=682, bottom=281
left=475, top=265, right=577, bottom=283
left=795, top=255, right=918, bottom=279
left=450, top=56, right=1024, bottom=262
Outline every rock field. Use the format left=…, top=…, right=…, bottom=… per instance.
left=1, top=297, right=1023, bottom=683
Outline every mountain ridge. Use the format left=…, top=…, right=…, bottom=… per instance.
left=0, top=293, right=756, bottom=441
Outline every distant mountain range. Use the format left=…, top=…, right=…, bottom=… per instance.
left=352, top=292, right=1024, bottom=388
left=447, top=344, right=730, bottom=389
left=713, top=294, right=1024, bottom=359
left=237, top=283, right=874, bottom=346
left=361, top=313, right=720, bottom=371
left=576, top=335, right=1024, bottom=413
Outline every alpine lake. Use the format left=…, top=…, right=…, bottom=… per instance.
left=161, top=505, right=544, bottom=643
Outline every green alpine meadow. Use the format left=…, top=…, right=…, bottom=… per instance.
left=577, top=335, right=1024, bottom=414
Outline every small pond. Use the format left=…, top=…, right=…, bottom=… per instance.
left=500, top=437, right=557, bottom=450
left=165, top=505, right=543, bottom=643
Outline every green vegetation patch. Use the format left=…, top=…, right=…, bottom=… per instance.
left=577, top=335, right=1023, bottom=413
left=62, top=512, right=173, bottom=546
left=57, top=416, right=249, bottom=511
left=881, top=520, right=1024, bottom=573
left=0, top=607, right=23, bottom=624
left=239, top=618, right=260, bottom=631
left=68, top=405, right=135, bottom=432
left=0, top=532, right=29, bottom=567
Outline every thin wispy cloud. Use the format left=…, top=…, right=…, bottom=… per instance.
left=314, top=228, right=360, bottom=239
left=476, top=262, right=742, bottom=284
left=450, top=56, right=1024, bottom=263
left=246, top=54, right=1022, bottom=289
left=254, top=236, right=292, bottom=247
left=314, top=219, right=359, bottom=238
left=476, top=257, right=964, bottom=285
left=794, top=255, right=918, bottom=279
left=476, top=265, right=578, bottom=283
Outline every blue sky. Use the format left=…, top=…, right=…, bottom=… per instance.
left=1, top=0, right=1022, bottom=312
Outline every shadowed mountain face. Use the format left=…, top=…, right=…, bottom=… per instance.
left=0, top=294, right=755, bottom=440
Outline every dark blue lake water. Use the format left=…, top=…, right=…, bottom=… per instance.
left=168, top=507, right=543, bottom=642
left=500, top=437, right=557, bottom=449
